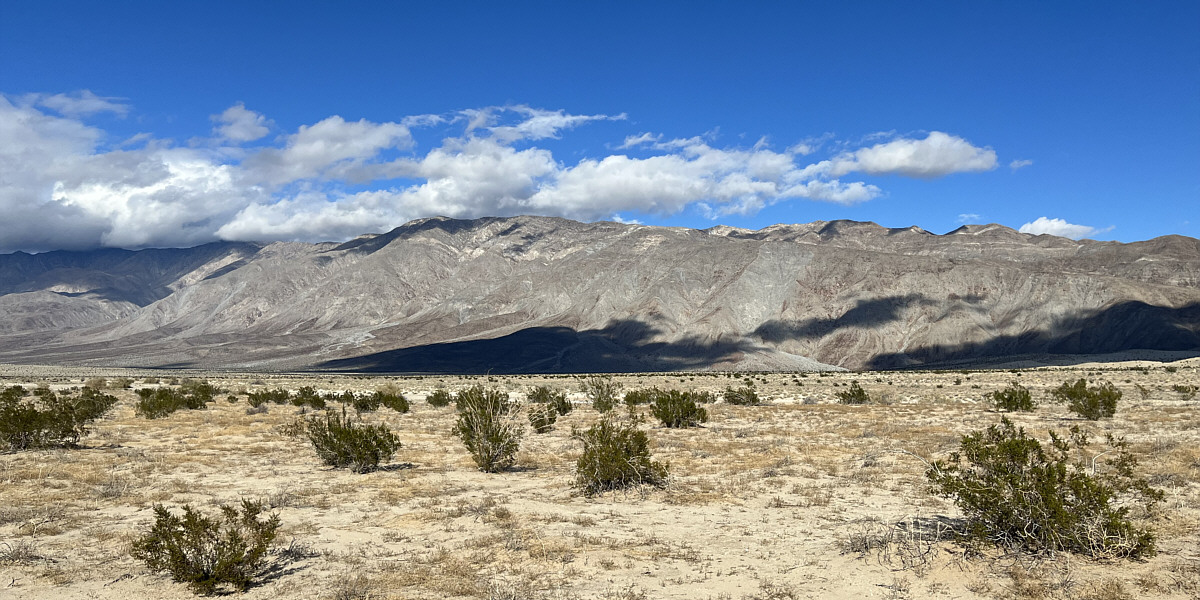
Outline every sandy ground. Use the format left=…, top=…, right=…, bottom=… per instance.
left=1, top=362, right=1198, bottom=599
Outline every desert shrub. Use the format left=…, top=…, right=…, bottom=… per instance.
left=305, top=408, right=400, bottom=473
left=1050, top=379, right=1120, bottom=420
left=985, top=382, right=1036, bottom=412
left=581, top=375, right=620, bottom=412
left=84, top=377, right=107, bottom=390
left=623, top=388, right=657, bottom=406
left=247, top=388, right=290, bottom=408
left=454, top=386, right=523, bottom=472
left=372, top=390, right=409, bottom=413
left=426, top=389, right=453, bottom=407
left=110, top=377, right=135, bottom=389
left=528, top=403, right=558, bottom=434
left=649, top=390, right=709, bottom=428
left=130, top=500, right=280, bottom=595
left=0, top=386, right=118, bottom=450
left=836, top=381, right=870, bottom=405
left=291, top=386, right=325, bottom=410
left=324, top=390, right=357, bottom=408
left=927, top=417, right=1162, bottom=559
left=573, top=416, right=668, bottom=496
left=135, top=386, right=212, bottom=419
left=1171, top=384, right=1197, bottom=401
left=528, top=385, right=571, bottom=415
left=723, top=385, right=761, bottom=405
left=179, top=379, right=217, bottom=402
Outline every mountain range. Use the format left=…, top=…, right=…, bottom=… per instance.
left=1, top=216, right=1197, bottom=372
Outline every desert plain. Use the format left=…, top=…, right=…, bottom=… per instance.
left=1, top=358, right=1198, bottom=600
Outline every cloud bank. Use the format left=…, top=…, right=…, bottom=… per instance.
left=1019, top=217, right=1111, bottom=240
left=0, top=92, right=1004, bottom=252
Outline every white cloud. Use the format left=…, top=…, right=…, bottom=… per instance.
left=1019, top=217, right=1112, bottom=240
left=0, top=93, right=1005, bottom=251
left=212, top=103, right=271, bottom=143
left=957, top=213, right=982, bottom=224
left=1009, top=158, right=1033, bottom=170
left=28, top=90, right=129, bottom=118
left=820, top=131, right=997, bottom=178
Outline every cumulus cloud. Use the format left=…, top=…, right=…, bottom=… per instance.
left=212, top=103, right=271, bottom=143
left=1019, top=217, right=1112, bottom=240
left=0, top=93, right=1006, bottom=252
left=818, top=131, right=997, bottom=178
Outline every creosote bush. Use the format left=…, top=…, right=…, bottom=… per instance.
left=573, top=415, right=668, bottom=496
left=836, top=381, right=870, bottom=405
left=1050, top=378, right=1120, bottom=420
left=136, top=381, right=216, bottom=418
left=528, top=403, right=558, bottom=434
left=0, top=385, right=118, bottom=450
left=723, top=385, right=761, bottom=405
left=426, top=389, right=453, bottom=407
left=528, top=385, right=572, bottom=415
left=130, top=499, right=280, bottom=595
left=305, top=408, right=400, bottom=473
left=247, top=388, right=290, bottom=408
left=985, top=382, right=1035, bottom=412
left=291, top=386, right=325, bottom=410
left=454, top=386, right=523, bottom=472
left=649, top=389, right=709, bottom=428
left=580, top=375, right=620, bottom=412
left=927, top=417, right=1162, bottom=559
left=623, top=388, right=657, bottom=406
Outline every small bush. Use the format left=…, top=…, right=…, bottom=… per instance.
left=836, top=381, right=870, bottom=405
left=581, top=375, right=620, bottom=412
left=426, top=389, right=453, bottom=407
left=528, top=403, right=558, bottom=434
left=1050, top=379, right=1120, bottom=419
left=135, top=387, right=211, bottom=419
left=649, top=390, right=708, bottom=428
left=247, top=388, right=290, bottom=407
left=0, top=386, right=118, bottom=450
left=723, top=385, right=761, bottom=405
left=373, top=390, right=409, bottom=413
left=927, top=417, right=1162, bottom=559
left=325, top=390, right=358, bottom=409
left=454, top=386, right=523, bottom=472
left=130, top=500, right=280, bottom=595
left=985, top=382, right=1036, bottom=412
left=291, top=386, right=325, bottom=410
left=305, top=408, right=400, bottom=473
left=573, top=416, right=668, bottom=496
left=623, top=388, right=657, bottom=406
left=1171, top=384, right=1197, bottom=401
left=528, top=385, right=571, bottom=415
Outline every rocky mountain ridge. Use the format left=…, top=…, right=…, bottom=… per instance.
left=0, top=216, right=1197, bottom=372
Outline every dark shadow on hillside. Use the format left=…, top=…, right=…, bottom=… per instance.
left=316, top=319, right=754, bottom=374
left=754, top=294, right=936, bottom=342
left=868, top=301, right=1200, bottom=369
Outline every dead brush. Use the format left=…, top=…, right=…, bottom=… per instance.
left=839, top=516, right=957, bottom=577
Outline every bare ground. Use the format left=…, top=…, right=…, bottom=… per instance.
left=1, top=361, right=1198, bottom=599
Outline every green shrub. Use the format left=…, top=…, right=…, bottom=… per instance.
left=426, top=389, right=453, bottom=407
left=836, top=381, right=870, bottom=405
left=649, top=390, right=708, bottom=428
left=623, top=388, right=657, bottom=406
left=305, top=408, right=400, bottom=473
left=291, top=386, right=325, bottom=410
left=373, top=390, right=409, bottom=413
left=1050, top=379, right=1120, bottom=419
left=324, top=390, right=357, bottom=409
left=135, top=387, right=211, bottom=419
left=247, top=388, right=290, bottom=408
left=528, top=385, right=572, bottom=415
left=580, top=375, right=620, bottom=412
left=926, top=417, right=1162, bottom=559
left=985, top=382, right=1036, bottom=412
left=528, top=403, right=558, bottom=434
left=179, top=380, right=217, bottom=403
left=454, top=386, right=523, bottom=472
left=573, top=416, right=668, bottom=496
left=130, top=500, right=280, bottom=595
left=723, top=385, right=761, bottom=405
left=0, top=386, right=118, bottom=450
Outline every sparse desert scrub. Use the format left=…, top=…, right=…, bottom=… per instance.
left=649, top=389, right=709, bottom=428
left=454, top=385, right=523, bottom=472
left=927, top=417, right=1163, bottom=558
left=527, top=385, right=572, bottom=415
left=581, top=375, right=621, bottom=412
left=129, top=499, right=281, bottom=595
left=1051, top=378, right=1121, bottom=419
left=247, top=387, right=290, bottom=407
left=985, top=381, right=1036, bottom=412
left=527, top=403, right=558, bottom=433
left=722, top=385, right=762, bottom=405
left=837, top=381, right=871, bottom=404
left=135, top=381, right=216, bottom=418
left=1, top=385, right=118, bottom=450
left=426, top=388, right=453, bottom=407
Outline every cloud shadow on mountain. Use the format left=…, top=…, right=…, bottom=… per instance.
left=316, top=318, right=755, bottom=374
left=867, top=301, right=1200, bottom=369
left=753, top=294, right=936, bottom=342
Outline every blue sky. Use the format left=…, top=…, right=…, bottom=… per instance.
left=1, top=1, right=1196, bottom=252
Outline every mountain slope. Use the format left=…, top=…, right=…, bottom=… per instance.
left=0, top=216, right=1196, bottom=371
